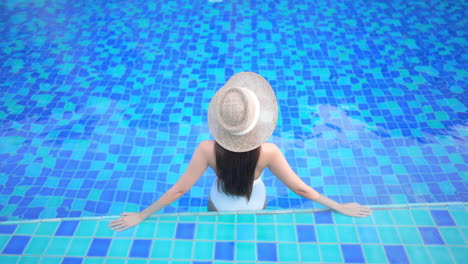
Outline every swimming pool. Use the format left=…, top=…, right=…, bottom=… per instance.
left=1, top=0, right=467, bottom=263
left=0, top=0, right=466, bottom=222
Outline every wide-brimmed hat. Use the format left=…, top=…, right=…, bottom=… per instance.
left=208, top=72, right=278, bottom=152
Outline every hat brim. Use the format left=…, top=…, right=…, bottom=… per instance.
left=208, top=72, right=278, bottom=152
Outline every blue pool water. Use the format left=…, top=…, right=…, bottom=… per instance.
left=0, top=0, right=467, bottom=222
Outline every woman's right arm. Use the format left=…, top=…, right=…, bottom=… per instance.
left=265, top=143, right=372, bottom=217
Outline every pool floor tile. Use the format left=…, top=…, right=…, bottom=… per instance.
left=0, top=205, right=466, bottom=263
left=235, top=242, right=256, bottom=261
left=362, top=245, right=387, bottom=264
left=320, top=244, right=343, bottom=263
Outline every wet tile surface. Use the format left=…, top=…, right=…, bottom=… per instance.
left=1, top=205, right=467, bottom=263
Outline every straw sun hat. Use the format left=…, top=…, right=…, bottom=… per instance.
left=208, top=72, right=278, bottom=152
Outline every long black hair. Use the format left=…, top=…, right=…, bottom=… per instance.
left=214, top=141, right=261, bottom=200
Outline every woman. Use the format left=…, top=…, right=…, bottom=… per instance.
left=109, top=72, right=372, bottom=232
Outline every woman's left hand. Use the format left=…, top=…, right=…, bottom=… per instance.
left=108, top=212, right=143, bottom=232
left=337, top=203, right=373, bottom=217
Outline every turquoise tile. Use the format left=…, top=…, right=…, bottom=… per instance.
left=217, top=214, right=236, bottom=224
left=178, top=215, right=198, bottom=222
left=237, top=214, right=255, bottom=223
left=237, top=224, right=255, bottom=241
left=0, top=235, right=10, bottom=251
left=320, top=244, right=343, bottom=263
left=84, top=258, right=108, bottom=264
left=378, top=226, right=401, bottom=244
left=45, top=237, right=71, bottom=255
left=460, top=227, right=468, bottom=241
left=75, top=221, right=97, bottom=236
left=171, top=240, right=193, bottom=259
left=353, top=214, right=374, bottom=225
left=333, top=212, right=354, bottom=224
left=216, top=224, right=235, bottom=240
left=105, top=259, right=127, bottom=264
left=107, top=239, right=131, bottom=257
left=135, top=222, right=157, bottom=238
left=398, top=227, right=423, bottom=244
left=363, top=245, right=387, bottom=264
left=428, top=246, right=455, bottom=263
left=194, top=241, right=214, bottom=260
left=150, top=240, right=172, bottom=258
left=196, top=223, right=215, bottom=240
left=235, top=242, right=256, bottom=261
left=0, top=256, right=20, bottom=264
left=39, top=257, right=61, bottom=264
left=299, top=244, right=320, bottom=262
left=95, top=221, right=115, bottom=237
left=294, top=212, right=314, bottom=224
left=337, top=225, right=359, bottom=243
left=159, top=216, right=178, bottom=222
left=278, top=243, right=299, bottom=262
left=392, top=210, right=415, bottom=225
left=275, top=213, right=294, bottom=224
left=450, top=246, right=468, bottom=264
left=256, top=224, right=276, bottom=241
left=439, top=227, right=466, bottom=245
left=405, top=246, right=432, bottom=264
left=148, top=261, right=168, bottom=264
left=256, top=214, right=275, bottom=223
left=114, top=225, right=135, bottom=238
left=16, top=223, right=38, bottom=235
left=276, top=225, right=297, bottom=242
left=411, top=210, right=435, bottom=226
left=23, top=237, right=50, bottom=255
left=35, top=222, right=59, bottom=235
left=156, top=222, right=176, bottom=239
left=450, top=210, right=468, bottom=226
left=372, top=210, right=394, bottom=225
left=316, top=225, right=337, bottom=243
left=67, top=238, right=91, bottom=256
left=19, top=256, right=38, bottom=264
left=198, top=214, right=217, bottom=223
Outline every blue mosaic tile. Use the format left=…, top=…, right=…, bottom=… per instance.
left=0, top=225, right=17, bottom=234
left=257, top=242, right=277, bottom=262
left=87, top=238, right=111, bottom=257
left=384, top=245, right=410, bottom=264
left=129, top=239, right=152, bottom=258
left=2, top=235, right=31, bottom=254
left=55, top=221, right=79, bottom=236
left=62, top=258, right=83, bottom=264
left=341, top=244, right=365, bottom=263
left=175, top=223, right=196, bottom=240
left=418, top=227, right=445, bottom=245
left=314, top=211, right=334, bottom=224
left=430, top=210, right=456, bottom=226
left=214, top=242, right=234, bottom=261
left=296, top=225, right=316, bottom=242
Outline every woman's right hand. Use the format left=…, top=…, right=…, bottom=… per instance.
left=336, top=203, right=372, bottom=217
left=108, top=212, right=144, bottom=232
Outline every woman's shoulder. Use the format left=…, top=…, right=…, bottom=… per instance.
left=198, top=140, right=215, bottom=152
left=261, top=142, right=281, bottom=153
left=259, top=142, right=281, bottom=166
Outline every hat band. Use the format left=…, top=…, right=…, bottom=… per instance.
left=230, top=88, right=260, bottom=136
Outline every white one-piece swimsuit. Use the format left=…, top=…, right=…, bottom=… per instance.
left=209, top=176, right=267, bottom=211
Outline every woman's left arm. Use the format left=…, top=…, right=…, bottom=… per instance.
left=109, top=141, right=211, bottom=231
